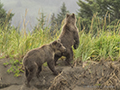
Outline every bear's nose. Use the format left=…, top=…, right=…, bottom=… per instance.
left=64, top=48, right=66, bottom=52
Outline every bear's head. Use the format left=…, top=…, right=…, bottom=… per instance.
left=65, top=13, right=76, bottom=25
left=51, top=39, right=66, bottom=53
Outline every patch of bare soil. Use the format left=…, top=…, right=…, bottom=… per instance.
left=0, top=58, right=120, bottom=90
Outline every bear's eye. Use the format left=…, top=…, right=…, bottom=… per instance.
left=59, top=45, right=61, bottom=47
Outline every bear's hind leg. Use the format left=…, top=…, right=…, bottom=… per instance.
left=36, top=66, right=42, bottom=78
left=26, top=68, right=34, bottom=87
left=24, top=68, right=29, bottom=86
left=65, top=48, right=73, bottom=68
left=25, top=67, right=29, bottom=78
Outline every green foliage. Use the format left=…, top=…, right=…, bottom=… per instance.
left=3, top=58, right=23, bottom=77
left=77, top=0, right=120, bottom=33
left=43, top=62, right=48, bottom=67
left=37, top=10, right=46, bottom=29
left=55, top=2, right=69, bottom=30
left=50, top=2, right=69, bottom=35
left=34, top=10, right=47, bottom=32
left=75, top=30, right=120, bottom=61
left=75, top=14, right=120, bottom=62
left=50, top=13, right=58, bottom=36
left=0, top=2, right=14, bottom=29
left=3, top=62, right=9, bottom=66
left=0, top=26, right=56, bottom=58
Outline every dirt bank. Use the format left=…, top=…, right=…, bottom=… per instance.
left=0, top=58, right=120, bottom=90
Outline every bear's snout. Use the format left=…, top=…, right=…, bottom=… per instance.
left=63, top=47, right=66, bottom=52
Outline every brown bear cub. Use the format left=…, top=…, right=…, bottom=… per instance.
left=54, top=13, right=79, bottom=67
left=22, top=40, right=66, bottom=87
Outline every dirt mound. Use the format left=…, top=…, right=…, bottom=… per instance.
left=49, top=60, right=120, bottom=90
left=1, top=58, right=120, bottom=90
left=49, top=67, right=83, bottom=90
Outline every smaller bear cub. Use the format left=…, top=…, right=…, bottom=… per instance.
left=22, top=40, right=66, bottom=87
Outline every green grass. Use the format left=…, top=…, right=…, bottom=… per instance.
left=74, top=13, right=120, bottom=62
left=74, top=31, right=120, bottom=62
left=0, top=26, right=58, bottom=58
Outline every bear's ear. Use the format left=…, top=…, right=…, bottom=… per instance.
left=71, top=13, right=75, bottom=18
left=52, top=40, right=57, bottom=45
left=66, top=14, right=70, bottom=18
left=58, top=39, right=61, bottom=43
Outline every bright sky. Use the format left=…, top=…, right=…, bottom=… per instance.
left=1, top=0, right=79, bottom=30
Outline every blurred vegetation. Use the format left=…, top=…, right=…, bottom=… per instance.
left=0, top=2, right=14, bottom=30
left=1, top=1, right=120, bottom=77
left=34, top=10, right=47, bottom=31
left=50, top=2, right=69, bottom=32
left=77, top=0, right=120, bottom=33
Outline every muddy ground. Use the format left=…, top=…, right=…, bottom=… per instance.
left=0, top=58, right=120, bottom=90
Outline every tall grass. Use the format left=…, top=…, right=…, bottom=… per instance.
left=75, top=13, right=120, bottom=62
left=0, top=10, right=58, bottom=60
left=0, top=27, right=57, bottom=59
left=75, top=31, right=120, bottom=61
left=1, top=12, right=120, bottom=62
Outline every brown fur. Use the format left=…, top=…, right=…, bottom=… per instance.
left=22, top=40, right=66, bottom=87
left=54, top=13, right=79, bottom=67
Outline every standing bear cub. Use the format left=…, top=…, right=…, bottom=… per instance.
left=54, top=13, right=79, bottom=66
left=22, top=40, right=66, bottom=87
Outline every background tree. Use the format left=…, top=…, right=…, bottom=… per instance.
left=0, top=2, right=14, bottom=29
left=33, top=10, right=46, bottom=32
left=50, top=13, right=57, bottom=35
left=56, top=2, right=69, bottom=30
left=77, top=0, right=120, bottom=33
left=37, top=11, right=46, bottom=30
